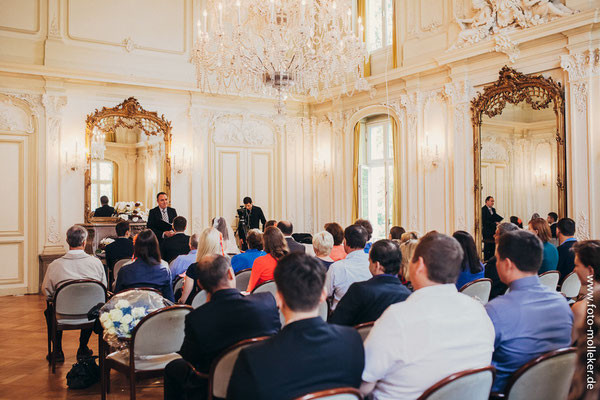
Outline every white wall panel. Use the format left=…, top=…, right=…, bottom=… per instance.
left=67, top=0, right=186, bottom=53
left=215, top=149, right=242, bottom=225
left=0, top=0, right=40, bottom=34
left=0, top=242, right=23, bottom=282
left=248, top=150, right=273, bottom=219
left=0, top=140, right=22, bottom=233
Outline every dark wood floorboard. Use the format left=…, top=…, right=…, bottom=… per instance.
left=0, top=294, right=162, bottom=399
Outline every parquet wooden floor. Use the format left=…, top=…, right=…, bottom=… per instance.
left=0, top=294, right=162, bottom=399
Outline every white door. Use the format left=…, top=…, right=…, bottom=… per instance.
left=0, top=100, right=36, bottom=295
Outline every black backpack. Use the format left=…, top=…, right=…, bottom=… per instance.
left=66, top=356, right=100, bottom=389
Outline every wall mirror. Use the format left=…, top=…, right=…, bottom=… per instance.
left=84, top=97, right=172, bottom=222
left=471, top=67, right=566, bottom=257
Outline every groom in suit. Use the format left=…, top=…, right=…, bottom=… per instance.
left=482, top=196, right=503, bottom=261
left=147, top=192, right=177, bottom=242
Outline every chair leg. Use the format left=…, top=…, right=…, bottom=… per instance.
left=50, top=328, right=56, bottom=374
left=129, top=372, right=136, bottom=400
left=100, top=338, right=107, bottom=400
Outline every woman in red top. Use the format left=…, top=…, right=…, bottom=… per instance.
left=325, top=222, right=347, bottom=261
left=246, top=226, right=289, bottom=292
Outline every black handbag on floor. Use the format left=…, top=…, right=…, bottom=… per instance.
left=66, top=356, right=100, bottom=389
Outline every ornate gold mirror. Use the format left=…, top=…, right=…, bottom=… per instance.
left=84, top=97, right=172, bottom=223
left=471, top=67, right=566, bottom=258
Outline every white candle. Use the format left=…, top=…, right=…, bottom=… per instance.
left=218, top=3, right=223, bottom=27
left=236, top=0, right=241, bottom=25
left=203, top=10, right=207, bottom=33
left=270, top=0, right=275, bottom=23
left=197, top=20, right=201, bottom=39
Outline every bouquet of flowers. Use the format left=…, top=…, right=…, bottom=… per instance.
left=99, top=289, right=172, bottom=349
left=114, top=201, right=147, bottom=222
left=98, top=237, right=114, bottom=250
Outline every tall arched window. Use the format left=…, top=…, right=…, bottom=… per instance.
left=365, top=0, right=394, bottom=53
left=90, top=159, right=115, bottom=210
left=358, top=116, right=394, bottom=239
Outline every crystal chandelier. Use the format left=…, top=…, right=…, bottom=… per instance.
left=191, top=0, right=369, bottom=111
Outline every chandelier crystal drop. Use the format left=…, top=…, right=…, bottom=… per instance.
left=191, top=0, right=369, bottom=108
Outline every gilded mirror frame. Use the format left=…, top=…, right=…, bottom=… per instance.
left=471, top=66, right=566, bottom=250
left=84, top=97, right=172, bottom=223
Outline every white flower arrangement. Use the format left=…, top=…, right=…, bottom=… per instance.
left=100, top=237, right=115, bottom=246
left=114, top=201, right=148, bottom=222
left=99, top=299, right=148, bottom=339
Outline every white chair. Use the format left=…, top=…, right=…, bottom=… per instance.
left=208, top=336, right=270, bottom=400
left=318, top=301, right=328, bottom=321
left=539, top=270, right=560, bottom=291
left=497, top=347, right=576, bottom=400
left=48, top=279, right=107, bottom=373
left=416, top=366, right=495, bottom=400
left=113, top=258, right=133, bottom=290
left=460, top=278, right=492, bottom=305
left=295, top=387, right=363, bottom=399
left=252, top=280, right=277, bottom=296
left=354, top=321, right=375, bottom=342
left=101, top=305, right=192, bottom=400
left=560, top=272, right=581, bottom=299
left=235, top=268, right=253, bottom=292
left=191, top=290, right=207, bottom=308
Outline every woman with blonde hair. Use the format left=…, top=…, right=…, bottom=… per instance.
left=400, top=231, right=420, bottom=243
left=528, top=217, right=558, bottom=274
left=246, top=226, right=288, bottom=292
left=398, top=239, right=418, bottom=290
left=179, top=227, right=224, bottom=304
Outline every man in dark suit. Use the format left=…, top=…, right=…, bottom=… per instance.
left=94, top=195, right=115, bottom=217
left=238, top=197, right=267, bottom=251
left=277, top=220, right=306, bottom=253
left=485, top=222, right=520, bottom=300
left=556, top=217, right=577, bottom=283
left=227, top=253, right=364, bottom=400
left=146, top=192, right=177, bottom=242
left=104, top=220, right=134, bottom=285
left=482, top=196, right=503, bottom=261
left=164, top=254, right=281, bottom=400
left=329, top=240, right=411, bottom=326
left=160, top=216, right=191, bottom=263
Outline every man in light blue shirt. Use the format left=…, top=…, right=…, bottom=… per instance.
left=231, top=229, right=266, bottom=273
left=326, top=224, right=371, bottom=310
left=169, top=234, right=198, bottom=277
left=485, top=230, right=573, bottom=393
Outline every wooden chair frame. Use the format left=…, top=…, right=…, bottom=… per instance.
left=489, top=347, right=575, bottom=399
left=415, top=365, right=495, bottom=400
left=251, top=279, right=276, bottom=294
left=354, top=321, right=375, bottom=342
left=235, top=268, right=252, bottom=275
left=47, top=279, right=107, bottom=373
left=206, top=336, right=270, bottom=400
left=459, top=278, right=492, bottom=292
left=101, top=304, right=192, bottom=400
left=295, top=386, right=363, bottom=400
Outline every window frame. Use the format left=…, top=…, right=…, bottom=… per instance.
left=365, top=0, right=394, bottom=54
left=359, top=119, right=394, bottom=239
left=90, top=159, right=115, bottom=210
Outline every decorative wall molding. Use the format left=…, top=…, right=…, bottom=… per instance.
left=0, top=97, right=34, bottom=133
left=494, top=33, right=520, bottom=63
left=212, top=114, right=275, bottom=147
left=572, top=82, right=588, bottom=114
left=576, top=211, right=590, bottom=241
left=47, top=216, right=61, bottom=244
left=482, top=137, right=509, bottom=161
left=453, top=0, right=575, bottom=49
left=560, top=48, right=600, bottom=81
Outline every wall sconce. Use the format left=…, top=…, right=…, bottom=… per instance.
left=421, top=132, right=442, bottom=168
left=173, top=147, right=192, bottom=175
left=315, top=158, right=329, bottom=179
left=535, top=168, right=551, bottom=187
left=65, top=141, right=89, bottom=174
left=314, top=145, right=331, bottom=180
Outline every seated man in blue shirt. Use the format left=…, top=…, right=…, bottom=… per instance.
left=231, top=229, right=266, bottom=273
left=170, top=234, right=198, bottom=277
left=485, top=230, right=573, bottom=393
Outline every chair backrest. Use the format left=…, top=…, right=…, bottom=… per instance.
left=115, top=287, right=163, bottom=297
left=539, top=270, right=560, bottom=290
left=416, top=366, right=495, bottom=400
left=191, top=290, right=207, bottom=308
left=209, top=336, right=270, bottom=399
left=132, top=305, right=192, bottom=357
left=318, top=301, right=328, bottom=321
left=235, top=269, right=252, bottom=292
left=252, top=280, right=277, bottom=296
left=560, top=272, right=581, bottom=298
left=503, top=347, right=576, bottom=400
left=295, top=387, right=363, bottom=400
left=54, top=279, right=107, bottom=315
left=459, top=278, right=492, bottom=305
left=173, top=276, right=185, bottom=293
left=354, top=321, right=375, bottom=342
left=113, top=258, right=132, bottom=278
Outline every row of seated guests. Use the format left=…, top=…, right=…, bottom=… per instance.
left=485, top=217, right=578, bottom=300
left=163, top=228, right=595, bottom=400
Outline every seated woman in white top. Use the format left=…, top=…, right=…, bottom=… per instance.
left=213, top=216, right=240, bottom=255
